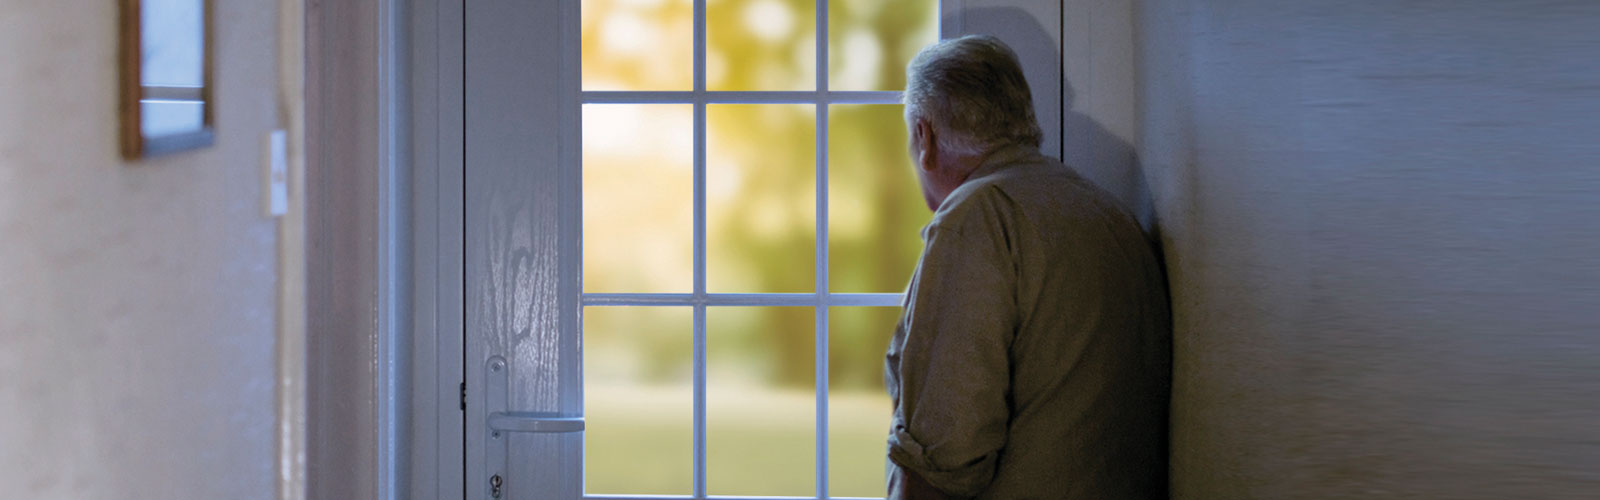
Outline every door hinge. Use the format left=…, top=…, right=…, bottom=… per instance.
left=460, top=382, right=467, bottom=411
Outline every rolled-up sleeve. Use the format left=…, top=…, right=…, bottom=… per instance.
left=887, top=207, right=1017, bottom=498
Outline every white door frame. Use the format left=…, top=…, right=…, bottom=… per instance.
left=406, top=0, right=467, bottom=498
left=303, top=0, right=421, bottom=499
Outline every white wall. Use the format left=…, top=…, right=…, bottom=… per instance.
left=0, top=0, right=285, bottom=499
left=1138, top=1, right=1600, bottom=497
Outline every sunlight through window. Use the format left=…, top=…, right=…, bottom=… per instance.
left=579, top=0, right=936, bottom=496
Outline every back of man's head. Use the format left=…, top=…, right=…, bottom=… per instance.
left=903, top=35, right=1043, bottom=157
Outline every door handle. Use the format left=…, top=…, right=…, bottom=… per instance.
left=487, top=413, right=584, bottom=433
left=483, top=356, right=584, bottom=499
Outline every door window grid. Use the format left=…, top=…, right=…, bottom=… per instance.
left=580, top=0, right=937, bottom=498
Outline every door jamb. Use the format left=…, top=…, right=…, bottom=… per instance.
left=405, top=0, right=466, bottom=499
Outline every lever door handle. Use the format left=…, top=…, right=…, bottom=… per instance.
left=482, top=356, right=583, bottom=499
left=487, top=413, right=585, bottom=433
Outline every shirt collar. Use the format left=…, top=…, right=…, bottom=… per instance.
left=927, top=144, right=1047, bottom=217
left=966, top=143, right=1046, bottom=182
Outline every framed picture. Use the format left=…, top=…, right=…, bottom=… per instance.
left=120, top=0, right=214, bottom=159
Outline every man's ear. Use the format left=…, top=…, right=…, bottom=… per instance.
left=914, top=118, right=937, bottom=173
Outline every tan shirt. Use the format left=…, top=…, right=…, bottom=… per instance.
left=885, top=145, right=1171, bottom=499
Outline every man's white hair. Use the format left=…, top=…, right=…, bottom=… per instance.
left=903, top=35, right=1043, bottom=157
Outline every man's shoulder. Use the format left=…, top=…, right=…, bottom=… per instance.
left=933, top=154, right=1147, bottom=253
left=932, top=157, right=1081, bottom=224
left=927, top=176, right=1013, bottom=237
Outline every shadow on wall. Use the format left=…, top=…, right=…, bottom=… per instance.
left=956, top=7, right=1155, bottom=233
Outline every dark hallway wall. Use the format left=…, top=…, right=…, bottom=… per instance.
left=1137, top=1, right=1600, bottom=497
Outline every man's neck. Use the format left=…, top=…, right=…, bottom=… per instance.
left=938, top=152, right=987, bottom=186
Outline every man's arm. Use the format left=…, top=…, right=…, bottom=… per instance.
left=888, top=204, right=1017, bottom=498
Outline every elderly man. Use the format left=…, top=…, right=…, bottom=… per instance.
left=884, top=35, right=1171, bottom=499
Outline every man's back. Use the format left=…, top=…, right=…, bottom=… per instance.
left=886, top=145, right=1171, bottom=499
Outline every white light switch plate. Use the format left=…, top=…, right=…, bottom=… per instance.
left=265, top=129, right=288, bottom=217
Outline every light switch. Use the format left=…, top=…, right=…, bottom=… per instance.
left=265, top=129, right=288, bottom=217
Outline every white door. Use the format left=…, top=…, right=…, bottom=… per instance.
left=460, top=1, right=1062, bottom=499
left=464, top=0, right=582, bottom=499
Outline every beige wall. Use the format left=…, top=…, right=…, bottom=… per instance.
left=1137, top=1, right=1600, bottom=497
left=0, top=0, right=286, bottom=498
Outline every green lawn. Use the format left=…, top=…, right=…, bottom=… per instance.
left=586, top=385, right=890, bottom=498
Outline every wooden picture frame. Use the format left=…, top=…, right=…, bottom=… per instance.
left=120, top=0, right=215, bottom=160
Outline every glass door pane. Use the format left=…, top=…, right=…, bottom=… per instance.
left=706, top=104, right=817, bottom=293
left=707, top=0, right=818, bottom=90
left=706, top=306, right=816, bottom=496
left=828, top=307, right=898, bottom=498
left=584, top=306, right=695, bottom=495
left=828, top=104, right=927, bottom=293
left=583, top=104, right=695, bottom=293
left=827, top=0, right=938, bottom=90
left=581, top=0, right=693, bottom=90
